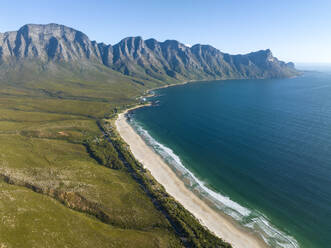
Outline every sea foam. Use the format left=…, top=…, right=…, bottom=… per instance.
left=129, top=116, right=299, bottom=248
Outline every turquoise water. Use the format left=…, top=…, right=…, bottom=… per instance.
left=129, top=71, right=331, bottom=248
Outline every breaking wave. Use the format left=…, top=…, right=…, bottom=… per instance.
left=128, top=116, right=300, bottom=248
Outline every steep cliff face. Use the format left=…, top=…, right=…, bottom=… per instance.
left=0, top=24, right=104, bottom=63
left=0, top=23, right=299, bottom=82
left=108, top=38, right=298, bottom=80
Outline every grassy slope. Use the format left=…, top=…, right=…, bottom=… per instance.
left=0, top=182, right=178, bottom=248
left=0, top=62, right=182, bottom=247
left=0, top=61, right=229, bottom=247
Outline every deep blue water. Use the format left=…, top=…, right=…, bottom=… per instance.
left=130, top=71, right=331, bottom=248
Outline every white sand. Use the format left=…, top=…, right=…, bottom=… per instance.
left=115, top=108, right=268, bottom=248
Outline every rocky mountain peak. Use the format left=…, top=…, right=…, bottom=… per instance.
left=0, top=23, right=299, bottom=81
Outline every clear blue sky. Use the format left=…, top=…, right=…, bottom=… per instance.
left=1, top=0, right=330, bottom=63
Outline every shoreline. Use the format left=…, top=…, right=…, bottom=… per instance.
left=140, top=80, right=191, bottom=99
left=140, top=74, right=304, bottom=99
left=115, top=105, right=269, bottom=248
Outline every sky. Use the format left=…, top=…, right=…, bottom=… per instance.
left=0, top=0, right=330, bottom=63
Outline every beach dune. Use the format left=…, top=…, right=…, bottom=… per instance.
left=115, top=109, right=268, bottom=248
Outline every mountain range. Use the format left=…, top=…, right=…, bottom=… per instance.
left=0, top=23, right=299, bottom=83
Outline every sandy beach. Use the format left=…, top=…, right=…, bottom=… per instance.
left=115, top=107, right=268, bottom=248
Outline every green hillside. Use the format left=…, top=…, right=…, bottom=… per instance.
left=0, top=61, right=231, bottom=248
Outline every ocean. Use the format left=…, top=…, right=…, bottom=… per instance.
left=128, top=69, right=331, bottom=248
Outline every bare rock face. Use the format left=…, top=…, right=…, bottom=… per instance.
left=0, top=24, right=103, bottom=63
left=109, top=38, right=299, bottom=80
left=0, top=23, right=299, bottom=81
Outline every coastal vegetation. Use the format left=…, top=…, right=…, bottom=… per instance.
left=100, top=119, right=232, bottom=248
left=0, top=63, right=231, bottom=247
left=0, top=23, right=299, bottom=247
left=84, top=135, right=123, bottom=170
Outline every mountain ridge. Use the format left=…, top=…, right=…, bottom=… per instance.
left=0, top=23, right=299, bottom=82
